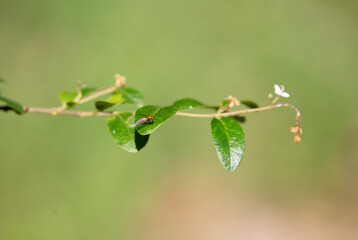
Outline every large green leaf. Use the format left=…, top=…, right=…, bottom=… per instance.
left=0, top=95, right=24, bottom=113
left=95, top=93, right=124, bottom=111
left=118, top=87, right=144, bottom=107
left=135, top=105, right=178, bottom=135
left=211, top=117, right=246, bottom=173
left=173, top=98, right=205, bottom=110
left=107, top=112, right=149, bottom=152
left=241, top=100, right=259, bottom=109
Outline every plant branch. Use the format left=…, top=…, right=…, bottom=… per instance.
left=25, top=107, right=116, bottom=117
left=24, top=103, right=301, bottom=125
left=78, top=85, right=122, bottom=104
left=23, top=75, right=127, bottom=115
left=176, top=103, right=301, bottom=121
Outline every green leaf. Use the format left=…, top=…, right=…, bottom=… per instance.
left=0, top=95, right=24, bottom=113
left=219, top=99, right=230, bottom=111
left=107, top=112, right=149, bottom=152
left=135, top=105, right=178, bottom=135
left=173, top=98, right=205, bottom=110
left=59, top=86, right=96, bottom=107
left=0, top=79, right=5, bottom=83
left=59, top=91, right=78, bottom=107
left=81, top=87, right=96, bottom=97
left=232, top=115, right=246, bottom=123
left=241, top=100, right=259, bottom=108
left=95, top=93, right=124, bottom=111
left=118, top=87, right=144, bottom=107
left=211, top=117, right=246, bottom=173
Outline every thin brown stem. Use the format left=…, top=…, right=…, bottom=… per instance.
left=176, top=103, right=301, bottom=121
left=24, top=75, right=126, bottom=116
left=78, top=85, right=122, bottom=104
left=26, top=107, right=117, bottom=117
left=25, top=103, right=301, bottom=125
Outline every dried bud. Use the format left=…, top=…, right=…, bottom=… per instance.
left=115, top=74, right=126, bottom=87
left=294, top=135, right=301, bottom=144
left=228, top=97, right=240, bottom=108
left=232, top=97, right=240, bottom=106
left=290, top=126, right=303, bottom=135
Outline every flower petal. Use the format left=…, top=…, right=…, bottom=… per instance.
left=274, top=84, right=281, bottom=94
left=280, top=92, right=290, bottom=98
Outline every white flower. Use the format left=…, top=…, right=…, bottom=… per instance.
left=274, top=84, right=290, bottom=98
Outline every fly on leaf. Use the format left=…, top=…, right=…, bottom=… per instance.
left=135, top=114, right=154, bottom=127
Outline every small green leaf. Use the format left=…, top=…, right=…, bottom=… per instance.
left=59, top=91, right=78, bottom=107
left=107, top=112, right=149, bottom=152
left=59, top=86, right=96, bottom=107
left=241, top=100, right=259, bottom=108
left=0, top=79, right=5, bottom=83
left=0, top=95, right=24, bottom=113
left=173, top=98, right=205, bottom=110
left=135, top=105, right=178, bottom=135
left=81, top=87, right=96, bottom=97
left=219, top=99, right=230, bottom=111
left=118, top=87, right=144, bottom=107
left=232, top=115, right=246, bottom=123
left=95, top=93, right=124, bottom=111
left=211, top=117, right=246, bottom=173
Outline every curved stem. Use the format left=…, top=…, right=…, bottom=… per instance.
left=78, top=85, right=122, bottom=104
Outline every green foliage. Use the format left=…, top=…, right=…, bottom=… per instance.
left=0, top=77, right=301, bottom=173
left=173, top=98, right=205, bottom=110
left=81, top=87, right=96, bottom=96
left=59, top=86, right=96, bottom=107
left=95, top=93, right=124, bottom=111
left=241, top=100, right=259, bottom=109
left=118, top=87, right=144, bottom=107
left=219, top=99, right=231, bottom=110
left=135, top=105, right=178, bottom=135
left=59, top=91, right=78, bottom=107
left=0, top=80, right=24, bottom=113
left=0, top=95, right=24, bottom=113
left=232, top=115, right=246, bottom=123
left=107, top=112, right=149, bottom=152
left=211, top=117, right=246, bottom=173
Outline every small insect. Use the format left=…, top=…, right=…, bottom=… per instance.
left=135, top=114, right=154, bottom=127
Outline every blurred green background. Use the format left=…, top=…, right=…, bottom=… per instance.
left=1, top=0, right=358, bottom=239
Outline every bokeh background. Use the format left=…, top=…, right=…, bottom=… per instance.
left=1, top=0, right=358, bottom=239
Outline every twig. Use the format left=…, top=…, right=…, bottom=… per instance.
left=176, top=103, right=301, bottom=122
left=78, top=85, right=122, bottom=104
left=26, top=107, right=117, bottom=117
left=25, top=103, right=301, bottom=123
